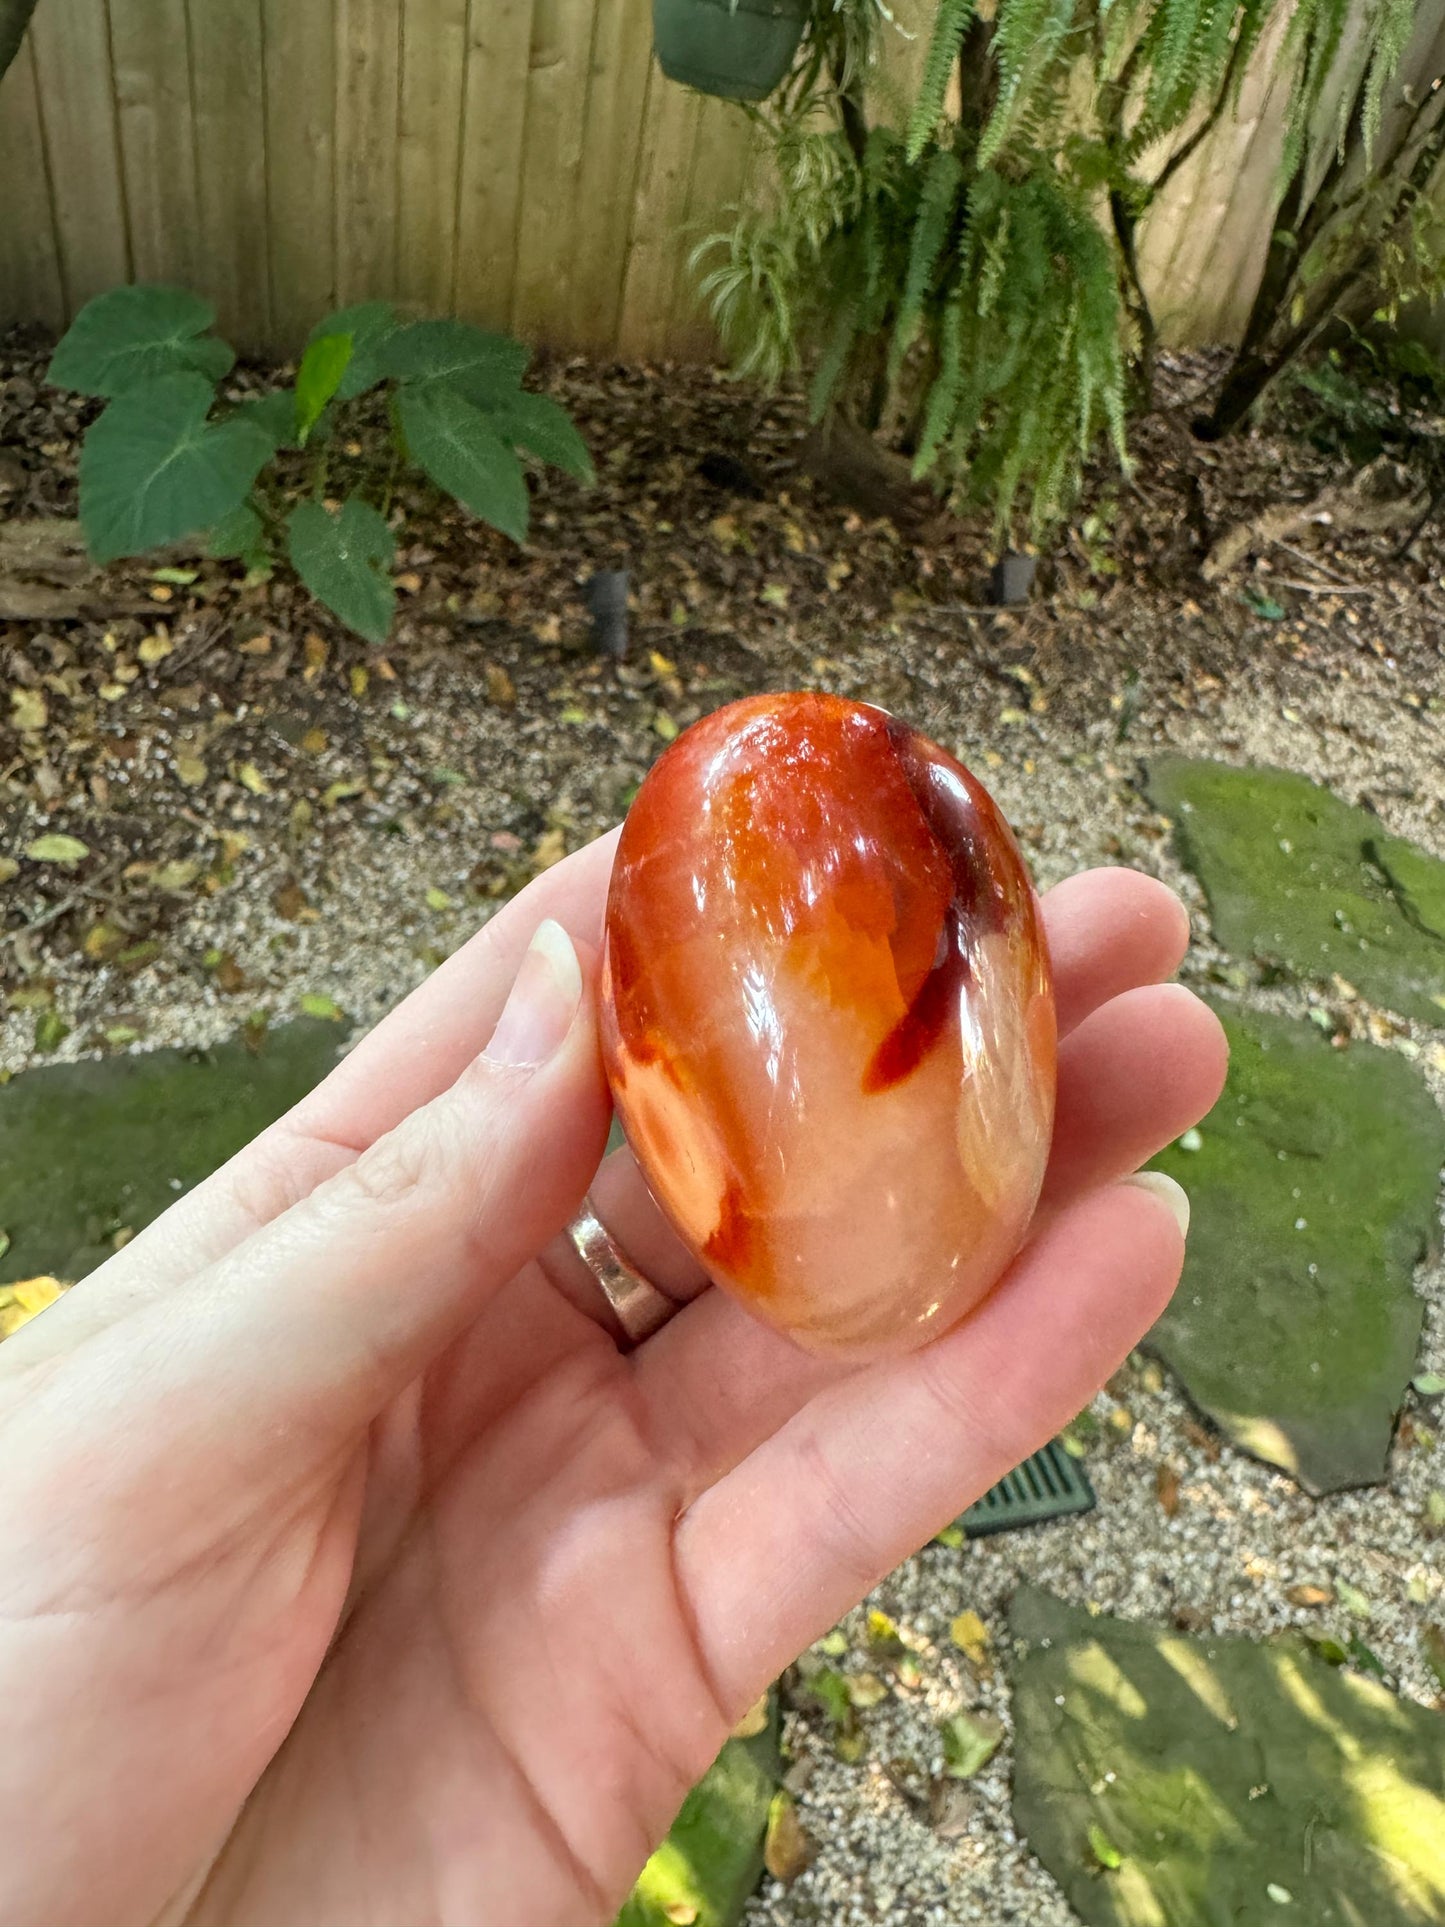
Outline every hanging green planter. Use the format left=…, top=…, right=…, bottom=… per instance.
left=653, top=0, right=810, bottom=103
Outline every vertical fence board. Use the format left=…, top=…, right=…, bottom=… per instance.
left=567, top=0, right=654, bottom=352
left=452, top=0, right=534, bottom=329
left=617, top=64, right=701, bottom=360
left=335, top=0, right=401, bottom=304
left=511, top=0, right=595, bottom=343
left=398, top=0, right=467, bottom=314
left=0, top=39, right=66, bottom=331
left=9, top=3, right=1445, bottom=362
left=186, top=0, right=270, bottom=347
left=263, top=0, right=337, bottom=347
left=26, top=0, right=130, bottom=309
left=108, top=0, right=203, bottom=292
left=670, top=95, right=753, bottom=356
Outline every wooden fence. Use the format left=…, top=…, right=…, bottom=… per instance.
left=0, top=0, right=1439, bottom=361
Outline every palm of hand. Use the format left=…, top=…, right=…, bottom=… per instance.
left=0, top=833, right=1225, bottom=1927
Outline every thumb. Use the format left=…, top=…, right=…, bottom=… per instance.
left=115, top=918, right=611, bottom=1451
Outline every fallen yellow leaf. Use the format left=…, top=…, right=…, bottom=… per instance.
left=10, top=687, right=47, bottom=731
left=0, top=1276, right=67, bottom=1340
left=949, top=1610, right=991, bottom=1666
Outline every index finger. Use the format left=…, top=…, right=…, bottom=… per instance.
left=65, top=829, right=620, bottom=1309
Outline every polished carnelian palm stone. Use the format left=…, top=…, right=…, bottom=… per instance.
left=601, top=693, right=1055, bottom=1357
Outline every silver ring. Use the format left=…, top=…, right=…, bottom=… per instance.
left=566, top=1196, right=678, bottom=1345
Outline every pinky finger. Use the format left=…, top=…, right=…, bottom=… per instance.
left=673, top=1175, right=1188, bottom=1719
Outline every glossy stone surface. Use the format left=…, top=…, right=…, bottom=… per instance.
left=601, top=693, right=1056, bottom=1357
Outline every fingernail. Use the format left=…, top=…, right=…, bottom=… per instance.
left=1123, top=1169, right=1191, bottom=1238
left=485, top=919, right=583, bottom=1068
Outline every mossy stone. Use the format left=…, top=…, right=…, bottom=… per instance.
left=1010, top=1585, right=1445, bottom=1927
left=1145, top=757, right=1445, bottom=1025
left=0, top=1021, right=344, bottom=1286
left=617, top=1714, right=780, bottom=1927
left=1149, top=1003, right=1444, bottom=1492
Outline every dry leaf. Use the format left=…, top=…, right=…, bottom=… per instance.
left=397, top=571, right=423, bottom=594
left=1156, top=1465, right=1181, bottom=1517
left=350, top=665, right=370, bottom=698
left=175, top=754, right=207, bottom=788
left=138, top=633, right=173, bottom=665
left=486, top=664, right=517, bottom=707
left=0, top=1275, right=67, bottom=1340
left=763, top=1793, right=815, bottom=1884
left=154, top=859, right=201, bottom=892
left=531, top=827, right=566, bottom=871
left=214, top=953, right=248, bottom=995
left=950, top=1611, right=991, bottom=1666
left=303, top=634, right=329, bottom=681
left=273, top=880, right=309, bottom=920
left=1286, top=1584, right=1332, bottom=1608
left=237, top=763, right=269, bottom=796
left=301, top=728, right=328, bottom=755
left=0, top=857, right=19, bottom=886
left=729, top=1694, right=770, bottom=1740
left=10, top=687, right=47, bottom=731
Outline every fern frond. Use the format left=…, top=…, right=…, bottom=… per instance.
left=887, top=147, right=964, bottom=382
left=907, top=0, right=978, bottom=163
left=977, top=0, right=1081, bottom=169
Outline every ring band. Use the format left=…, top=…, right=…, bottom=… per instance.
left=566, top=1197, right=678, bottom=1345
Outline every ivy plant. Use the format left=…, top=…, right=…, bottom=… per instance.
left=48, top=285, right=593, bottom=642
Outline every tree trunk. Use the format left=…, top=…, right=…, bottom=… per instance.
left=0, top=0, right=40, bottom=87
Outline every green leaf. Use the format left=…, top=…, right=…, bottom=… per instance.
left=24, top=834, right=90, bottom=866
left=209, top=502, right=267, bottom=567
left=1335, top=1580, right=1372, bottom=1619
left=287, top=496, right=396, bottom=643
left=236, top=387, right=300, bottom=453
left=34, top=1008, right=71, bottom=1054
left=940, top=1710, right=1003, bottom=1780
left=1087, top=1823, right=1123, bottom=1871
left=1412, top=1372, right=1445, bottom=1397
left=493, top=390, right=594, bottom=482
left=378, top=318, right=529, bottom=402
left=49, top=285, right=234, bottom=398
left=309, top=302, right=400, bottom=399
left=298, top=992, right=345, bottom=1021
left=80, top=374, right=275, bottom=565
left=398, top=385, right=529, bottom=542
left=295, top=333, right=354, bottom=445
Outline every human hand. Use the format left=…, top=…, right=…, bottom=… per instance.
left=0, top=833, right=1225, bottom=1927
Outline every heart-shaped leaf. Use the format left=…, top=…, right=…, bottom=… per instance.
left=495, top=390, right=594, bottom=482
left=287, top=496, right=396, bottom=643
left=378, top=319, right=529, bottom=403
left=399, top=385, right=529, bottom=543
left=49, top=285, right=234, bottom=398
left=235, top=388, right=300, bottom=453
left=80, top=374, right=275, bottom=564
left=309, top=302, right=401, bottom=399
left=296, top=334, right=354, bottom=444
left=210, top=502, right=268, bottom=569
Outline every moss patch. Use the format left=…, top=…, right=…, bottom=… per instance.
left=1010, top=1585, right=1445, bottom=1927
left=1145, top=758, right=1445, bottom=1025
left=1149, top=1003, right=1443, bottom=1492
left=0, top=1020, right=343, bottom=1287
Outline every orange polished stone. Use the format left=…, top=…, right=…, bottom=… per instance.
left=601, top=693, right=1056, bottom=1357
